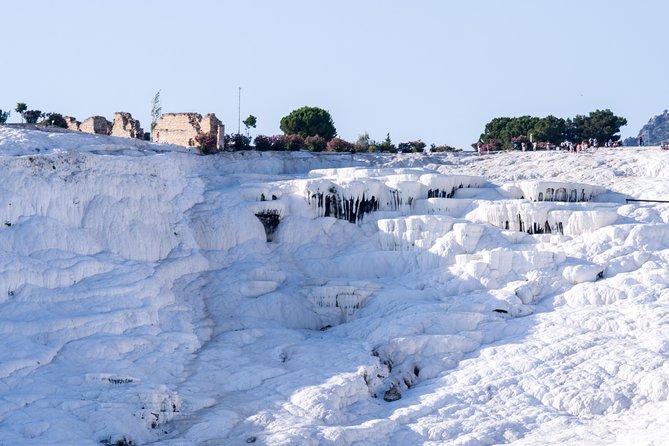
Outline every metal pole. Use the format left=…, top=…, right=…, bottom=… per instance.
left=238, top=87, right=241, bottom=134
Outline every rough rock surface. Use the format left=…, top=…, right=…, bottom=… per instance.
left=63, top=116, right=80, bottom=132
left=79, top=116, right=111, bottom=135
left=110, top=112, right=144, bottom=139
left=152, top=112, right=223, bottom=148
left=638, top=109, right=669, bottom=145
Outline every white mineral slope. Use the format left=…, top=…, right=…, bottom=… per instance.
left=1, top=126, right=669, bottom=445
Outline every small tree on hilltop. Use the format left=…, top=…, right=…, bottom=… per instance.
left=15, top=103, right=27, bottom=123
left=280, top=106, right=337, bottom=141
left=150, top=90, right=162, bottom=135
left=354, top=132, right=370, bottom=152
left=532, top=115, right=567, bottom=144
left=582, top=109, right=627, bottom=142
left=377, top=133, right=396, bottom=153
left=23, top=110, right=43, bottom=124
left=243, top=115, right=257, bottom=136
left=42, top=112, right=68, bottom=128
left=398, top=140, right=426, bottom=153
left=0, top=110, right=10, bottom=124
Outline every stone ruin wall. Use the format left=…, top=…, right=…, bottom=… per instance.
left=73, top=112, right=145, bottom=139
left=152, top=113, right=223, bottom=148
left=110, top=112, right=144, bottom=139
left=54, top=111, right=222, bottom=146
left=79, top=116, right=111, bottom=135
left=64, top=116, right=80, bottom=132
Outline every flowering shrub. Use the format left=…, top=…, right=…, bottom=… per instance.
left=270, top=135, right=287, bottom=151
left=326, top=137, right=354, bottom=152
left=479, top=138, right=502, bottom=152
left=283, top=134, right=305, bottom=151
left=305, top=135, right=327, bottom=152
left=511, top=135, right=531, bottom=145
left=195, top=131, right=218, bottom=154
left=254, top=135, right=273, bottom=151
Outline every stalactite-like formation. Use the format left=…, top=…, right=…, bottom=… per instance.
left=513, top=214, right=565, bottom=235
left=309, top=192, right=380, bottom=223
left=535, top=187, right=592, bottom=203
left=426, top=184, right=464, bottom=199
left=255, top=209, right=282, bottom=241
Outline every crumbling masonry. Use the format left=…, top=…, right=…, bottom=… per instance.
left=152, top=113, right=224, bottom=149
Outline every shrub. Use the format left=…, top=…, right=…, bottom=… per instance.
left=305, top=135, right=327, bottom=152
left=195, top=131, right=218, bottom=154
left=0, top=110, right=9, bottom=124
left=284, top=134, right=305, bottom=151
left=42, top=112, right=68, bottom=128
left=478, top=138, right=503, bottom=152
left=511, top=135, right=531, bottom=148
left=398, top=140, right=426, bottom=153
left=326, top=137, right=354, bottom=152
left=354, top=132, right=370, bottom=152
left=376, top=134, right=397, bottom=153
left=430, top=144, right=455, bottom=152
left=254, top=135, right=273, bottom=151
left=23, top=110, right=43, bottom=124
left=270, top=135, right=287, bottom=151
left=225, top=133, right=251, bottom=151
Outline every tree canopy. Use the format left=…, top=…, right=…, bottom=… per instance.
left=243, top=115, right=257, bottom=134
left=280, top=106, right=336, bottom=141
left=480, top=110, right=627, bottom=149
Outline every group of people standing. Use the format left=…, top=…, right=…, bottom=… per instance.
left=476, top=137, right=624, bottom=155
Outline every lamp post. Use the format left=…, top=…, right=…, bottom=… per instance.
left=238, top=87, right=241, bottom=135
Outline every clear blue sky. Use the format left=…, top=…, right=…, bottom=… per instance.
left=2, top=0, right=667, bottom=147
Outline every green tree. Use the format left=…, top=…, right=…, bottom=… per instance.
left=581, top=109, right=627, bottom=142
left=377, top=133, right=397, bottom=153
left=15, top=103, right=27, bottom=123
left=280, top=106, right=336, bottom=141
left=243, top=115, right=257, bottom=135
left=480, top=111, right=626, bottom=148
left=0, top=110, right=10, bottom=124
left=150, top=90, right=162, bottom=135
left=42, top=112, right=67, bottom=128
left=354, top=132, right=370, bottom=152
left=532, top=115, right=567, bottom=143
left=509, top=116, right=540, bottom=141
left=564, top=116, right=582, bottom=142
left=23, top=110, right=43, bottom=124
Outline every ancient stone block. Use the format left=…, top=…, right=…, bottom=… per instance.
left=110, top=112, right=143, bottom=139
left=80, top=116, right=111, bottom=135
left=63, top=116, right=80, bottom=132
left=152, top=113, right=223, bottom=148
